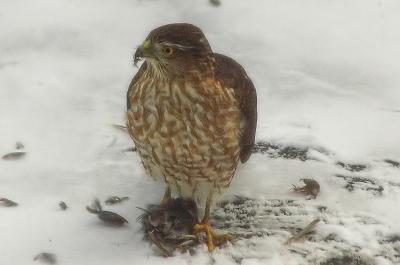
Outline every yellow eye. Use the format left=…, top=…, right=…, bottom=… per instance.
left=162, top=46, right=173, bottom=56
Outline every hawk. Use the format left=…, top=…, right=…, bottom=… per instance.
left=127, top=23, right=257, bottom=251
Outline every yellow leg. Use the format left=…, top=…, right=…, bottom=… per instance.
left=193, top=190, right=233, bottom=252
left=160, top=186, right=171, bottom=205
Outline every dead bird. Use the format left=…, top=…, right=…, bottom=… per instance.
left=34, top=252, right=56, bottom=264
left=292, top=178, right=320, bottom=199
left=87, top=199, right=128, bottom=226
left=59, top=201, right=68, bottom=210
left=0, top=198, right=18, bottom=207
left=139, top=197, right=201, bottom=256
left=2, top=151, right=26, bottom=160
left=105, top=196, right=129, bottom=205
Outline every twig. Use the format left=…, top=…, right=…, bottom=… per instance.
left=284, top=218, right=320, bottom=245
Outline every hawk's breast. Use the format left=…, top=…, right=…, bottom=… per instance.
left=127, top=74, right=242, bottom=196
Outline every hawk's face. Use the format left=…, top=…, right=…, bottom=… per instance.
left=134, top=23, right=214, bottom=76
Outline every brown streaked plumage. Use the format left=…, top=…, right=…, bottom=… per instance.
left=126, top=23, right=257, bottom=251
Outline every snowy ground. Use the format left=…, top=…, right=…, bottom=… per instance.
left=1, top=0, right=400, bottom=264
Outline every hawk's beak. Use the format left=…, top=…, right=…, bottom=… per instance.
left=134, top=40, right=152, bottom=67
left=134, top=46, right=144, bottom=67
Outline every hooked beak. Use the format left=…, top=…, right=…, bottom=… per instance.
left=133, top=40, right=152, bottom=67
left=133, top=46, right=144, bottom=67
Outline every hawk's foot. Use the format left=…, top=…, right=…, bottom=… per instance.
left=193, top=221, right=233, bottom=252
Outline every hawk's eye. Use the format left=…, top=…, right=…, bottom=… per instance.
left=162, top=46, right=173, bottom=56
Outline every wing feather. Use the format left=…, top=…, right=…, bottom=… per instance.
left=214, top=53, right=257, bottom=163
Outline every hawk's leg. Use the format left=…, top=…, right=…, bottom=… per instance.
left=193, top=189, right=233, bottom=252
left=160, top=185, right=172, bottom=205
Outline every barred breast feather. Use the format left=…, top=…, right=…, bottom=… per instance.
left=127, top=54, right=256, bottom=199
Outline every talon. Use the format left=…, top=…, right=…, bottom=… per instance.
left=213, top=233, right=233, bottom=245
left=193, top=223, right=214, bottom=251
left=193, top=222, right=232, bottom=252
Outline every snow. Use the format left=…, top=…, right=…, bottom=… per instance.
left=0, top=0, right=399, bottom=264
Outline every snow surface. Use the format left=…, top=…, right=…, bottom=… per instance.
left=1, top=0, right=400, bottom=264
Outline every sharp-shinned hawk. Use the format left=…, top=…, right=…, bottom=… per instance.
left=126, top=23, right=257, bottom=251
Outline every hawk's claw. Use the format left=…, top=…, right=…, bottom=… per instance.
left=193, top=221, right=233, bottom=252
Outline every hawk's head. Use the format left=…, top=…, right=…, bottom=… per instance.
left=134, top=23, right=214, bottom=76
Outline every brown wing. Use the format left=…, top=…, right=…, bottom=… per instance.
left=127, top=62, right=148, bottom=110
left=214, top=53, right=257, bottom=163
